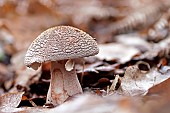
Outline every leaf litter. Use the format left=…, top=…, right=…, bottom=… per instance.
left=0, top=0, right=170, bottom=113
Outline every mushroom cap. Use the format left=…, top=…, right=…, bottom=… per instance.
left=24, top=26, right=99, bottom=68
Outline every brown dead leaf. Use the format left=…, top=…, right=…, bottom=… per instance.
left=147, top=78, right=170, bottom=96
left=96, top=43, right=140, bottom=63
left=77, top=61, right=103, bottom=74
left=17, top=94, right=142, bottom=113
left=77, top=62, right=119, bottom=74
left=142, top=78, right=170, bottom=113
left=0, top=92, right=24, bottom=107
left=115, top=61, right=170, bottom=96
left=50, top=94, right=141, bottom=113
left=0, top=92, right=24, bottom=112
left=115, top=33, right=151, bottom=52
left=3, top=79, right=170, bottom=113
left=7, top=93, right=157, bottom=113
left=135, top=36, right=170, bottom=60
left=1, top=0, right=170, bottom=112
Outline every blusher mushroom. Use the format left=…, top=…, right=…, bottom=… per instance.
left=24, top=26, right=99, bottom=105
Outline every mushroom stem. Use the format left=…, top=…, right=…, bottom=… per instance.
left=46, top=60, right=83, bottom=105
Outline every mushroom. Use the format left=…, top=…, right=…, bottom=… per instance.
left=24, top=26, right=99, bottom=105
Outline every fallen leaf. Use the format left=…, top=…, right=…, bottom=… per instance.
left=0, top=92, right=24, bottom=112
left=0, top=92, right=24, bottom=107
left=115, top=33, right=151, bottom=52
left=32, top=94, right=141, bottom=113
left=142, top=78, right=170, bottom=113
left=147, top=78, right=170, bottom=96
left=115, top=61, right=170, bottom=96
left=77, top=61, right=103, bottom=74
left=135, top=36, right=170, bottom=60
left=96, top=43, right=140, bottom=63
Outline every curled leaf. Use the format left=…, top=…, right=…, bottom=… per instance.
left=0, top=92, right=24, bottom=108
left=0, top=92, right=24, bottom=112
left=116, top=61, right=170, bottom=96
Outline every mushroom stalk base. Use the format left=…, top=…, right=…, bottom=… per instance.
left=46, top=60, right=83, bottom=105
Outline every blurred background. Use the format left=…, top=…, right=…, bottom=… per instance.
left=1, top=0, right=170, bottom=52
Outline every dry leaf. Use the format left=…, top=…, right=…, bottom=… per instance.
left=115, top=33, right=151, bottom=52
left=0, top=92, right=24, bottom=112
left=116, top=62, right=170, bottom=96
left=96, top=43, right=140, bottom=63
left=142, top=78, right=170, bottom=113
left=134, top=36, right=170, bottom=60
left=77, top=61, right=103, bottom=74
left=50, top=94, right=140, bottom=113
left=5, top=94, right=141, bottom=113
left=1, top=0, right=170, bottom=113
left=0, top=92, right=24, bottom=107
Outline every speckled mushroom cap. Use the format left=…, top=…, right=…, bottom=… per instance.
left=24, top=26, right=99, bottom=68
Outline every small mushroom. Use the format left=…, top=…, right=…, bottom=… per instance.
left=24, top=26, right=99, bottom=105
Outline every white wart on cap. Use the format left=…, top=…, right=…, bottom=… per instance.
left=24, top=26, right=99, bottom=69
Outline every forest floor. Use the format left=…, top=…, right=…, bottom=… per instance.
left=0, top=0, right=170, bottom=113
